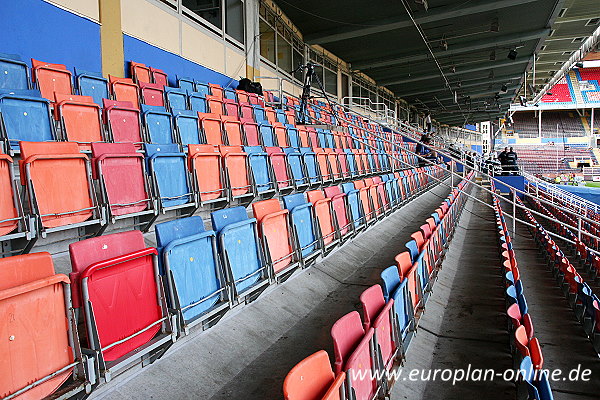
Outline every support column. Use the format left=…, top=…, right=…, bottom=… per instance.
left=99, top=0, right=124, bottom=78
left=538, top=110, right=542, bottom=138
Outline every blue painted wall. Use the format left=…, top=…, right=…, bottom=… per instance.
left=123, top=35, right=239, bottom=89
left=0, top=0, right=101, bottom=74
left=495, top=176, right=525, bottom=199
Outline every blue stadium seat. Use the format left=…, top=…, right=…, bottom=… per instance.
left=252, top=105, right=267, bottom=122
left=155, top=216, right=229, bottom=332
left=0, top=53, right=30, bottom=90
left=223, top=87, right=237, bottom=101
left=177, top=76, right=195, bottom=93
left=259, top=123, right=276, bottom=147
left=173, top=109, right=201, bottom=146
left=286, top=124, right=300, bottom=148
left=165, top=87, right=188, bottom=111
left=141, top=105, right=176, bottom=144
left=519, top=357, right=554, bottom=400
left=244, top=146, right=276, bottom=197
left=341, top=182, right=364, bottom=228
left=189, top=92, right=208, bottom=113
left=299, top=147, right=320, bottom=186
left=194, top=81, right=210, bottom=98
left=0, top=89, right=55, bottom=152
left=75, top=69, right=108, bottom=105
left=145, top=144, right=195, bottom=211
left=344, top=149, right=358, bottom=177
left=283, top=193, right=321, bottom=263
left=282, top=148, right=309, bottom=191
left=211, top=206, right=269, bottom=301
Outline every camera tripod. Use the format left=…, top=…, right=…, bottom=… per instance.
left=291, top=62, right=336, bottom=125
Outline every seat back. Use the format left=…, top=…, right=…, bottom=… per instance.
left=211, top=207, right=264, bottom=294
left=155, top=217, right=226, bottom=321
left=360, top=284, right=385, bottom=330
left=0, top=54, right=29, bottom=90
left=188, top=144, right=226, bottom=202
left=54, top=93, right=103, bottom=149
left=20, top=141, right=95, bottom=228
left=92, top=142, right=150, bottom=217
left=142, top=105, right=174, bottom=144
left=70, top=231, right=162, bottom=362
left=173, top=109, right=201, bottom=146
left=307, top=190, right=336, bottom=245
left=130, top=61, right=151, bottom=83
left=140, top=82, right=165, bottom=107
left=282, top=148, right=307, bottom=188
left=222, top=117, right=244, bottom=146
left=0, top=89, right=55, bottom=149
left=31, top=59, right=73, bottom=100
left=151, top=67, right=168, bottom=86
left=109, top=76, right=140, bottom=108
left=165, top=87, right=188, bottom=111
left=331, top=311, right=365, bottom=374
left=103, top=99, right=143, bottom=145
left=0, top=252, right=74, bottom=400
left=199, top=112, right=224, bottom=145
left=266, top=147, right=291, bottom=189
left=189, top=92, right=207, bottom=113
left=283, top=193, right=319, bottom=258
left=252, top=199, right=293, bottom=273
left=220, top=145, right=252, bottom=197
left=346, top=329, right=377, bottom=399
left=146, top=144, right=193, bottom=208
left=283, top=350, right=336, bottom=400
left=76, top=70, right=109, bottom=105
left=244, top=146, right=275, bottom=193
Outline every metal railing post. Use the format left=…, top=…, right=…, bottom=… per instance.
left=578, top=216, right=582, bottom=240
left=512, top=190, right=517, bottom=234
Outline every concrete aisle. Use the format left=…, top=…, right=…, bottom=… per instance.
left=391, top=187, right=514, bottom=400
left=510, top=205, right=600, bottom=400
left=92, top=183, right=452, bottom=400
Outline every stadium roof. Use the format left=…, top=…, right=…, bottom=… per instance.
left=274, top=0, right=600, bottom=125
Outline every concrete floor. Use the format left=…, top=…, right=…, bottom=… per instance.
left=90, top=182, right=453, bottom=400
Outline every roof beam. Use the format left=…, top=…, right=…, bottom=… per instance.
left=353, top=29, right=550, bottom=70
left=397, top=75, right=522, bottom=98
left=380, top=57, right=531, bottom=86
left=304, top=0, right=542, bottom=45
left=420, top=85, right=520, bottom=103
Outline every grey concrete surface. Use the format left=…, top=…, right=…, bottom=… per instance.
left=90, top=183, right=452, bottom=400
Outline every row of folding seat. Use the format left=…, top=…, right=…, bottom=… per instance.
left=0, top=164, right=444, bottom=400
left=0, top=137, right=405, bottom=253
left=522, top=196, right=600, bottom=355
left=283, top=172, right=474, bottom=400
left=491, top=185, right=553, bottom=400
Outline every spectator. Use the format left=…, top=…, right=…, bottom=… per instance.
left=425, top=112, right=432, bottom=133
left=498, top=147, right=509, bottom=175
left=506, top=147, right=518, bottom=175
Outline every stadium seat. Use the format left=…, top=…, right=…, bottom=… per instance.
left=173, top=109, right=202, bottom=146
left=244, top=146, right=276, bottom=198
left=283, top=148, right=309, bottom=191
left=189, top=91, right=208, bottom=113
left=518, top=357, right=554, bottom=400
left=178, top=77, right=196, bottom=92
left=341, top=182, right=364, bottom=229
left=282, top=193, right=321, bottom=264
left=259, top=123, right=276, bottom=147
left=187, top=144, right=227, bottom=207
left=306, top=190, right=339, bottom=251
left=91, top=142, right=157, bottom=227
left=223, top=98, right=240, bottom=119
left=206, top=95, right=224, bottom=114
left=209, top=83, right=224, bottom=100
left=252, top=199, right=300, bottom=278
left=195, top=81, right=210, bottom=98
left=130, top=61, right=151, bottom=84
left=211, top=206, right=269, bottom=302
left=140, top=82, right=165, bottom=107
left=0, top=153, right=33, bottom=249
left=155, top=216, right=229, bottom=333
left=151, top=67, right=168, bottom=86
left=109, top=75, right=140, bottom=108
left=221, top=116, right=244, bottom=145
left=146, top=144, right=196, bottom=212
left=165, top=87, right=188, bottom=111
left=331, top=311, right=365, bottom=374
left=0, top=53, right=30, bottom=90
left=31, top=59, right=73, bottom=101
left=219, top=145, right=255, bottom=205
left=141, top=105, right=176, bottom=144
left=102, top=99, right=144, bottom=147
left=283, top=350, right=346, bottom=400
left=76, top=69, right=109, bottom=106
left=0, top=252, right=94, bottom=400
left=242, top=121, right=262, bottom=146
left=19, top=141, right=103, bottom=234
left=324, top=186, right=352, bottom=239
left=69, top=230, right=175, bottom=375
left=265, top=147, right=294, bottom=194
left=300, top=147, right=321, bottom=187
left=199, top=112, right=224, bottom=145
left=54, top=93, right=104, bottom=150
left=0, top=89, right=56, bottom=152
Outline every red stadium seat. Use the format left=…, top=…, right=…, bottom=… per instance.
left=31, top=58, right=73, bottom=101
left=103, top=99, right=144, bottom=147
left=109, top=75, right=140, bottom=108
left=283, top=350, right=345, bottom=400
left=130, top=61, right=151, bottom=84
left=188, top=144, right=227, bottom=205
left=54, top=93, right=104, bottom=150
left=331, top=311, right=364, bottom=374
left=140, top=82, right=165, bottom=106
